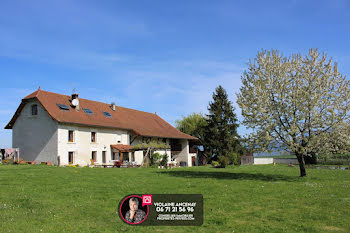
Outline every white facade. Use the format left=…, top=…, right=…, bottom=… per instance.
left=253, top=158, right=274, bottom=165
left=57, top=124, right=129, bottom=166
left=12, top=99, right=58, bottom=164
left=254, top=158, right=299, bottom=165
left=11, top=100, right=196, bottom=167
left=170, top=139, right=197, bottom=167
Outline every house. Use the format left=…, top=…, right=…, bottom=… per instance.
left=5, top=88, right=198, bottom=167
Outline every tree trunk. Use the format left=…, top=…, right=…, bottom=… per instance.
left=296, top=153, right=307, bottom=177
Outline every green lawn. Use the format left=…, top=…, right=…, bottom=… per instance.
left=0, top=165, right=349, bottom=233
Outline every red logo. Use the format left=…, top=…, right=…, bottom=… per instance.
left=142, top=195, right=152, bottom=206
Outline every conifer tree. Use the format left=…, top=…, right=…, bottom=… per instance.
left=204, top=85, right=240, bottom=164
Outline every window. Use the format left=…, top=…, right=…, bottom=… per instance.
left=103, top=111, right=112, bottom=117
left=112, top=152, right=120, bottom=161
left=68, top=152, right=74, bottom=164
left=31, top=104, right=38, bottom=115
left=68, top=130, right=74, bottom=142
left=91, top=132, right=96, bottom=142
left=102, top=151, right=106, bottom=163
left=57, top=104, right=70, bottom=111
left=122, top=152, right=129, bottom=161
left=83, top=108, right=93, bottom=114
left=91, top=151, right=97, bottom=162
left=131, top=152, right=135, bottom=162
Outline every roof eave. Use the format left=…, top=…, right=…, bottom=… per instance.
left=57, top=121, right=141, bottom=135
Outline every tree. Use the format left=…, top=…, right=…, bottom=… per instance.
left=176, top=113, right=208, bottom=165
left=312, top=120, right=350, bottom=155
left=175, top=113, right=207, bottom=143
left=132, top=140, right=170, bottom=167
left=204, top=85, right=240, bottom=164
left=237, top=49, right=350, bottom=176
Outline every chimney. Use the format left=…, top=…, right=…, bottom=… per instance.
left=110, top=102, right=116, bottom=111
left=71, top=93, right=80, bottom=110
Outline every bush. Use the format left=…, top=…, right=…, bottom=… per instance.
left=150, top=153, right=162, bottom=166
left=2, top=159, right=13, bottom=164
left=227, top=152, right=240, bottom=165
left=18, top=158, right=27, bottom=165
left=159, top=154, right=168, bottom=167
left=218, top=156, right=230, bottom=168
left=317, top=153, right=350, bottom=165
left=211, top=161, right=220, bottom=167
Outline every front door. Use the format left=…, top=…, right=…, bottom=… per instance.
left=192, top=156, right=196, bottom=166
left=68, top=152, right=74, bottom=164
left=102, top=151, right=106, bottom=163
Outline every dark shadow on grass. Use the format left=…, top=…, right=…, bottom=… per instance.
left=157, top=170, right=299, bottom=182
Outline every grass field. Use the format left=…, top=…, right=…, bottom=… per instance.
left=0, top=165, right=349, bottom=233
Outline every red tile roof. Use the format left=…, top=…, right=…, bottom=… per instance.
left=5, top=89, right=197, bottom=140
left=111, top=144, right=133, bottom=152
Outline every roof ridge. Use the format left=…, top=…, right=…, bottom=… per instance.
left=34, top=89, right=157, bottom=116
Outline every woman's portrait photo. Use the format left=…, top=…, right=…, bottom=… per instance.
left=119, top=195, right=148, bottom=224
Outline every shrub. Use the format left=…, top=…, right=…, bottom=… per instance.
left=317, top=153, right=350, bottom=165
left=227, top=152, right=240, bottom=165
left=2, top=159, right=13, bottom=165
left=211, top=161, right=220, bottom=167
left=18, top=158, right=27, bottom=165
left=159, top=154, right=168, bottom=167
left=150, top=153, right=162, bottom=166
left=218, top=156, right=230, bottom=168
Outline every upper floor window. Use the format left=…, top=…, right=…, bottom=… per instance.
left=68, top=130, right=74, bottom=142
left=91, top=132, right=96, bottom=142
left=31, top=104, right=38, bottom=115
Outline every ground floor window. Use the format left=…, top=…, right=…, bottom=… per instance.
left=131, top=152, right=135, bottom=162
left=91, top=151, right=97, bottom=162
left=68, top=152, right=74, bottom=164
left=112, top=152, right=120, bottom=161
left=122, top=152, right=129, bottom=161
left=102, top=151, right=106, bottom=163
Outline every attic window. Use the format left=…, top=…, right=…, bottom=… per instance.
left=83, top=108, right=93, bottom=114
left=57, top=104, right=70, bottom=111
left=31, top=104, right=38, bottom=115
left=103, top=112, right=112, bottom=117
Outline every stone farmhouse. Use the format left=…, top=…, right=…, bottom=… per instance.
left=5, top=88, right=198, bottom=166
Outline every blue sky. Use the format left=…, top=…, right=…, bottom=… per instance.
left=0, top=0, right=349, bottom=147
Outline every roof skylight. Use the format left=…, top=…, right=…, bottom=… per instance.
left=103, top=112, right=112, bottom=117
left=57, top=104, right=70, bottom=111
left=83, top=108, right=93, bottom=114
